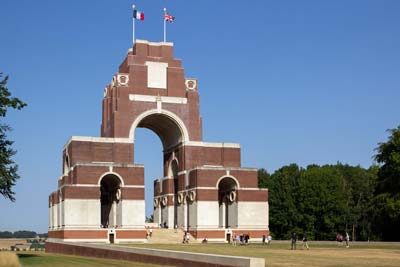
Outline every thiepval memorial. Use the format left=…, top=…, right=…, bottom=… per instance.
left=48, top=25, right=269, bottom=243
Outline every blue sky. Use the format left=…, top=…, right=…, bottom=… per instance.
left=0, top=0, right=399, bottom=233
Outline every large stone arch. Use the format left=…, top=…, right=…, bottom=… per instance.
left=128, top=109, right=190, bottom=149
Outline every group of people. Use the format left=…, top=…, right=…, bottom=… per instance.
left=232, top=233, right=251, bottom=245
left=291, top=232, right=309, bottom=250
left=262, top=234, right=272, bottom=245
left=159, top=222, right=168, bottom=229
left=336, top=232, right=350, bottom=248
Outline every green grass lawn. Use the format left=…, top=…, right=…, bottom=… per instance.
left=17, top=251, right=170, bottom=267
left=11, top=242, right=400, bottom=267
left=124, top=242, right=400, bottom=267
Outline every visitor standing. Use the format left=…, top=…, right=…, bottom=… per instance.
left=345, top=232, right=350, bottom=248
left=182, top=231, right=186, bottom=244
left=236, top=234, right=240, bottom=246
left=267, top=234, right=272, bottom=245
left=262, top=234, right=266, bottom=245
left=302, top=234, right=309, bottom=250
left=291, top=232, right=297, bottom=250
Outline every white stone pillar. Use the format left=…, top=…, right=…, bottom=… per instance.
left=184, top=202, right=188, bottom=230
left=221, top=202, right=226, bottom=228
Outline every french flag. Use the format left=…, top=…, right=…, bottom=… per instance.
left=133, top=9, right=144, bottom=21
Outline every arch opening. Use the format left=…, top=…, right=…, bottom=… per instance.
left=136, top=113, right=184, bottom=150
left=218, top=177, right=238, bottom=229
left=132, top=111, right=187, bottom=227
left=100, top=174, right=122, bottom=228
left=135, top=128, right=163, bottom=223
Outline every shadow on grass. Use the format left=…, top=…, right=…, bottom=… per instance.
left=17, top=253, right=39, bottom=258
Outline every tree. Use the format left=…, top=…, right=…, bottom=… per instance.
left=0, top=72, right=26, bottom=201
left=257, top=168, right=270, bottom=188
left=263, top=164, right=302, bottom=239
left=13, top=230, right=37, bottom=238
left=0, top=231, right=14, bottom=238
left=375, top=126, right=400, bottom=197
left=371, top=125, right=400, bottom=240
left=298, top=165, right=347, bottom=240
left=336, top=163, right=377, bottom=241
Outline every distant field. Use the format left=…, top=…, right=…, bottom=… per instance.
left=124, top=241, right=400, bottom=267
left=0, top=239, right=28, bottom=250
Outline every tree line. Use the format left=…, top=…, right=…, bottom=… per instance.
left=258, top=125, right=400, bottom=241
left=0, top=231, right=48, bottom=238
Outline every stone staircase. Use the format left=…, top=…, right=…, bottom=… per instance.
left=146, top=229, right=198, bottom=244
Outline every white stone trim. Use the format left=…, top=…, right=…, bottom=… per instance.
left=240, top=188, right=268, bottom=191
left=92, top=161, right=114, bottom=164
left=63, top=136, right=131, bottom=150
left=188, top=166, right=258, bottom=172
left=71, top=163, right=143, bottom=168
left=136, top=39, right=174, bottom=46
left=178, top=170, right=187, bottom=176
left=203, top=165, right=223, bottom=168
left=122, top=185, right=145, bottom=188
left=196, top=187, right=217, bottom=190
left=129, top=94, right=187, bottom=104
left=186, top=141, right=240, bottom=148
left=129, top=109, right=190, bottom=143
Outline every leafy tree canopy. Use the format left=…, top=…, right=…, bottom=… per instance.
left=375, top=126, right=400, bottom=198
left=370, top=125, right=400, bottom=240
left=0, top=72, right=27, bottom=201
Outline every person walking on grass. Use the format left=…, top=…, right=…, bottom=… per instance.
left=302, top=234, right=309, bottom=250
left=267, top=234, right=272, bottom=245
left=345, top=232, right=350, bottom=248
left=291, top=232, right=297, bottom=250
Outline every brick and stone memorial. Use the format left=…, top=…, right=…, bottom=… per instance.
left=47, top=39, right=269, bottom=244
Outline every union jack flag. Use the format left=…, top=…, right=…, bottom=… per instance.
left=164, top=13, right=175, bottom=22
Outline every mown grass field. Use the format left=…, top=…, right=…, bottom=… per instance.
left=126, top=241, right=400, bottom=267
left=1, top=241, right=399, bottom=267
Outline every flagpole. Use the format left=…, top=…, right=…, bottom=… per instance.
left=132, top=4, right=136, bottom=47
left=163, top=7, right=167, bottom=42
